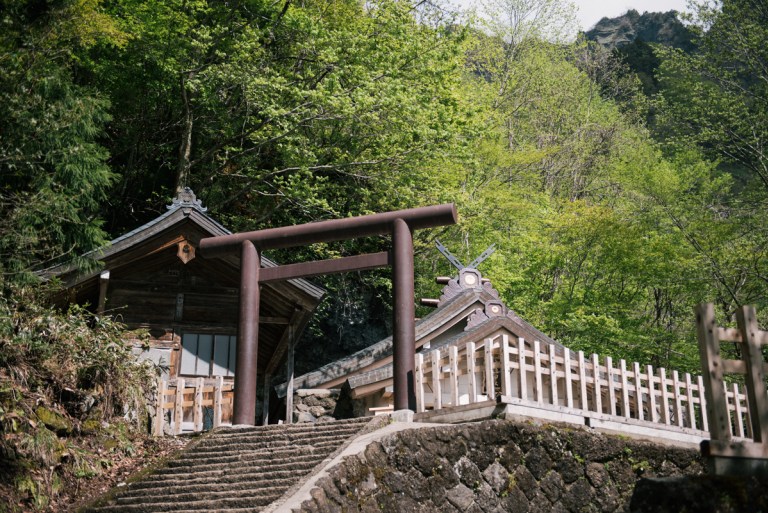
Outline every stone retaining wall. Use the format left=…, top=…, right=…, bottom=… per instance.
left=296, top=420, right=703, bottom=512
left=292, top=389, right=339, bottom=423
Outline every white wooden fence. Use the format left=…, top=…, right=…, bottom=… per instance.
left=154, top=377, right=234, bottom=436
left=415, top=333, right=753, bottom=441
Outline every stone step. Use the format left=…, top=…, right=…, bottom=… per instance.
left=115, top=483, right=290, bottom=506
left=161, top=446, right=327, bottom=470
left=205, top=418, right=369, bottom=440
left=118, top=475, right=296, bottom=500
left=181, top=430, right=357, bottom=459
left=90, top=493, right=284, bottom=512
left=125, top=468, right=298, bottom=492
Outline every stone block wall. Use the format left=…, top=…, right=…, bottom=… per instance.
left=292, top=389, right=339, bottom=423
left=296, top=420, right=703, bottom=512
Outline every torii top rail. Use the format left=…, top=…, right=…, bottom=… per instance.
left=199, top=204, right=458, bottom=425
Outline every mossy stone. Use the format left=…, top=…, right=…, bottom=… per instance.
left=35, top=406, right=73, bottom=435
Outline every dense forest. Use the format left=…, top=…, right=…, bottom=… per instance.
left=1, top=0, right=767, bottom=509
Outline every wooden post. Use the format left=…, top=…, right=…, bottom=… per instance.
left=695, top=303, right=731, bottom=441
left=549, top=344, right=558, bottom=406
left=431, top=350, right=442, bottom=410
left=606, top=356, right=616, bottom=416
left=673, top=370, right=683, bottom=427
left=154, top=378, right=166, bottom=436
left=449, top=345, right=459, bottom=406
left=564, top=350, right=573, bottom=408
left=578, top=351, right=588, bottom=410
left=534, top=341, right=543, bottom=405
left=467, top=342, right=477, bottom=404
left=592, top=353, right=602, bottom=414
left=697, top=375, right=708, bottom=432
left=484, top=339, right=495, bottom=401
left=415, top=353, right=425, bottom=413
left=737, top=305, right=768, bottom=443
left=634, top=362, right=643, bottom=421
left=174, top=378, right=185, bottom=435
left=518, top=337, right=527, bottom=401
left=647, top=365, right=658, bottom=423
left=193, top=377, right=204, bottom=432
left=620, top=359, right=630, bottom=418
left=685, top=373, right=695, bottom=430
left=213, top=376, right=223, bottom=428
left=733, top=382, right=745, bottom=438
left=660, top=368, right=670, bottom=425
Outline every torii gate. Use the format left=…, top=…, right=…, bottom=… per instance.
left=199, top=204, right=458, bottom=425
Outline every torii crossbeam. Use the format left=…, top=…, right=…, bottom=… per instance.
left=199, top=204, right=458, bottom=425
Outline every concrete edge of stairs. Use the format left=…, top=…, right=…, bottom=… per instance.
left=263, top=419, right=446, bottom=513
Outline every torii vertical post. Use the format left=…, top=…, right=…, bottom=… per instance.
left=199, top=204, right=458, bottom=425
left=392, top=218, right=416, bottom=410
left=234, top=240, right=260, bottom=425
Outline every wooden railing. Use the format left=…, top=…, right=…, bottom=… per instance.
left=415, top=333, right=753, bottom=441
left=153, top=377, right=234, bottom=436
left=696, top=304, right=768, bottom=471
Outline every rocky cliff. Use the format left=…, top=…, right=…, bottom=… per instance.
left=585, top=10, right=695, bottom=51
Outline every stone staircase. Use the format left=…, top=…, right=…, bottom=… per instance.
left=86, top=417, right=374, bottom=512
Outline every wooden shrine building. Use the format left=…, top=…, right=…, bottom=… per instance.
left=44, top=188, right=324, bottom=424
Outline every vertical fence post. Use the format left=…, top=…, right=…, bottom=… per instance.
left=737, top=305, right=768, bottom=443
left=606, top=356, right=616, bottom=416
left=450, top=345, right=459, bottom=406
left=673, top=370, right=684, bottom=427
left=733, top=383, right=745, bottom=438
left=647, top=365, right=658, bottom=423
left=549, top=344, right=558, bottom=406
left=592, top=354, right=602, bottom=414
left=193, top=377, right=204, bottom=432
left=578, top=351, right=588, bottom=410
left=697, top=375, right=708, bottom=432
left=634, top=362, right=643, bottom=421
left=660, top=368, right=671, bottom=425
left=467, top=342, right=477, bottom=404
left=154, top=379, right=166, bottom=436
left=174, top=378, right=185, bottom=435
left=620, top=359, right=630, bottom=418
left=534, top=341, right=544, bottom=405
left=518, top=338, right=528, bottom=401
left=686, top=373, right=696, bottom=430
left=415, top=353, right=425, bottom=413
left=213, top=376, right=223, bottom=428
left=431, top=350, right=442, bottom=410
left=564, top=350, right=573, bottom=408
left=695, top=303, right=731, bottom=442
left=484, top=338, right=495, bottom=401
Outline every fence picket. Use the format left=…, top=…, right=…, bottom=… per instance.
left=592, top=353, right=602, bottom=414
left=193, top=377, right=204, bottom=432
left=213, top=376, right=223, bottom=428
left=647, top=365, right=658, bottom=423
left=518, top=337, right=527, bottom=401
left=484, top=338, right=495, bottom=400
left=534, top=341, right=543, bottom=405
left=578, top=351, right=588, bottom=410
left=154, top=379, right=166, bottom=436
left=450, top=345, right=459, bottom=406
left=415, top=353, right=425, bottom=413
left=549, top=344, right=558, bottom=406
left=660, top=368, right=670, bottom=425
left=620, top=359, right=630, bottom=418
left=673, top=371, right=684, bottom=428
left=173, top=378, right=185, bottom=435
left=431, top=350, right=442, bottom=410
left=697, top=375, right=708, bottom=432
left=467, top=342, right=477, bottom=404
left=606, top=356, right=616, bottom=416
left=564, top=350, right=573, bottom=408
left=633, top=362, right=643, bottom=421
left=733, top=383, right=745, bottom=438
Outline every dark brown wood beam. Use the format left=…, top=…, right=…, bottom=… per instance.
left=259, top=252, right=390, bottom=283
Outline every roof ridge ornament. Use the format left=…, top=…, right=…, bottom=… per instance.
left=167, top=187, right=207, bottom=212
left=434, top=239, right=496, bottom=271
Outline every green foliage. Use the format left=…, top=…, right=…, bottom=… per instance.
left=0, top=0, right=118, bottom=282
left=0, top=285, right=156, bottom=510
